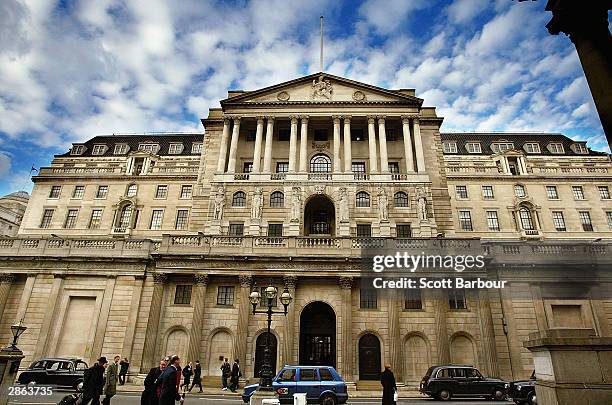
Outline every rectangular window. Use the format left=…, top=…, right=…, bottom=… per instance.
left=180, top=185, right=193, bottom=199
left=579, top=211, right=593, bottom=231
left=276, top=162, right=289, bottom=173
left=546, top=185, right=559, bottom=200
left=466, top=142, right=481, bottom=153
left=352, top=162, right=366, bottom=173
left=174, top=285, right=192, bottom=305
left=486, top=211, right=500, bottom=231
left=243, top=162, right=253, bottom=173
left=396, top=224, right=412, bottom=238
left=64, top=209, right=78, bottom=229
left=548, top=143, right=564, bottom=154
left=598, top=186, right=610, bottom=200
left=72, top=185, right=85, bottom=199
left=191, top=143, right=203, bottom=154
left=573, top=143, right=588, bottom=154
left=351, top=129, right=365, bottom=141
left=386, top=129, right=398, bottom=141
left=356, top=224, right=372, bottom=238
left=278, top=129, right=290, bottom=141
left=456, top=185, right=468, bottom=199
left=267, top=223, right=283, bottom=237
left=449, top=289, right=467, bottom=310
left=217, top=286, right=235, bottom=306
left=114, top=144, right=129, bottom=155
left=388, top=162, right=400, bottom=173
left=138, top=143, right=159, bottom=154
left=49, top=186, right=61, bottom=199
left=552, top=211, right=566, bottom=232
left=443, top=142, right=457, bottom=153
left=155, top=185, right=168, bottom=199
left=168, top=143, right=183, bottom=154
left=524, top=143, right=541, bottom=153
left=71, top=145, right=85, bottom=155
left=229, top=223, right=244, bottom=236
left=89, top=209, right=103, bottom=229
left=404, top=289, right=422, bottom=310
left=40, top=209, right=54, bottom=228
left=246, top=130, right=256, bottom=142
left=314, top=129, right=328, bottom=141
left=607, top=212, right=612, bottom=230
left=491, top=143, right=514, bottom=153
left=91, top=145, right=106, bottom=155
left=360, top=289, right=377, bottom=309
left=459, top=211, right=473, bottom=231
left=150, top=210, right=164, bottom=230
left=96, top=186, right=108, bottom=199
left=482, top=186, right=494, bottom=199
left=175, top=210, right=189, bottom=230
left=572, top=186, right=585, bottom=200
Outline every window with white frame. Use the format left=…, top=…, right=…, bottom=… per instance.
left=607, top=212, right=612, bottom=230
left=548, top=143, right=564, bottom=154
left=356, top=191, right=370, bottom=207
left=89, top=209, right=103, bottom=229
left=456, top=185, right=468, bottom=199
left=524, top=143, right=541, bottom=154
left=486, top=211, right=500, bottom=231
left=519, top=208, right=534, bottom=230
left=546, top=185, right=559, bottom=199
left=443, top=142, right=457, bottom=153
left=598, top=186, right=610, bottom=200
left=491, top=142, right=514, bottom=153
left=552, top=211, right=566, bottom=232
left=514, top=184, right=526, bottom=198
left=72, top=185, right=85, bottom=199
left=96, top=185, right=109, bottom=199
left=40, top=209, right=54, bottom=228
left=126, top=184, right=138, bottom=197
left=138, top=143, right=159, bottom=154
left=71, top=145, right=85, bottom=155
left=579, top=211, right=593, bottom=231
left=459, top=211, right=473, bottom=231
left=155, top=185, right=168, bottom=199
left=572, top=143, right=588, bottom=154
left=168, top=143, right=183, bottom=154
left=572, top=186, right=585, bottom=200
left=114, top=144, right=129, bottom=155
left=466, top=142, right=482, bottom=153
left=49, top=186, right=61, bottom=199
left=229, top=223, right=244, bottom=236
left=482, top=186, right=494, bottom=199
left=150, top=210, right=164, bottom=230
left=175, top=210, right=189, bottom=230
left=180, top=185, right=193, bottom=199
left=64, top=209, right=79, bottom=229
left=191, top=143, right=203, bottom=154
left=91, top=145, right=107, bottom=155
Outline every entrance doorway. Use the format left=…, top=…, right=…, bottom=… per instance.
left=359, top=334, right=381, bottom=380
left=299, top=302, right=336, bottom=367
left=254, top=332, right=277, bottom=378
left=303, top=195, right=335, bottom=236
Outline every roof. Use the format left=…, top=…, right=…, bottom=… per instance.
left=440, top=132, right=606, bottom=156
left=2, top=191, right=30, bottom=200
left=56, top=133, right=204, bottom=158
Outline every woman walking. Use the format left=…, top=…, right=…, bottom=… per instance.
left=380, top=364, right=397, bottom=405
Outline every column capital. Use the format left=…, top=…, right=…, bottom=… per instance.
left=225, top=114, right=242, bottom=121
left=53, top=272, right=66, bottom=279
left=266, top=115, right=276, bottom=122
left=153, top=272, right=168, bottom=285
left=299, top=115, right=309, bottom=122
left=343, top=115, right=351, bottom=123
left=289, top=115, right=299, bottom=123
left=367, top=116, right=376, bottom=124
left=256, top=116, right=266, bottom=123
left=339, top=276, right=353, bottom=289
left=332, top=115, right=342, bottom=123
left=239, top=274, right=252, bottom=288
left=283, top=275, right=298, bottom=290
left=0, top=273, right=15, bottom=283
left=223, top=118, right=232, bottom=125
left=194, top=273, right=209, bottom=286
left=377, top=115, right=386, bottom=123
left=401, top=115, right=412, bottom=124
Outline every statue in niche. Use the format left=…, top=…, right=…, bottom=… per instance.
left=416, top=187, right=428, bottom=221
left=338, top=187, right=349, bottom=222
left=377, top=187, right=389, bottom=221
left=251, top=187, right=263, bottom=220
left=290, top=187, right=302, bottom=223
left=213, top=186, right=225, bottom=220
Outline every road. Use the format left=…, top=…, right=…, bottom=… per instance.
left=8, top=390, right=510, bottom=405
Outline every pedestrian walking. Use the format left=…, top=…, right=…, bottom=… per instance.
left=77, top=357, right=107, bottom=405
left=119, top=358, right=129, bottom=385
left=141, top=358, right=167, bottom=405
left=159, top=355, right=182, bottom=405
left=102, top=356, right=120, bottom=405
left=180, top=362, right=193, bottom=388
left=220, top=358, right=230, bottom=391
left=380, top=364, right=397, bottom=405
left=189, top=361, right=202, bottom=393
left=229, top=359, right=241, bottom=392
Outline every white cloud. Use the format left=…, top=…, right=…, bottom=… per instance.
left=358, top=0, right=430, bottom=34
left=446, top=0, right=489, bottom=24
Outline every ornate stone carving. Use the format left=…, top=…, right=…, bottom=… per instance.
left=239, top=275, right=252, bottom=288
left=416, top=187, right=428, bottom=221
left=352, top=90, right=366, bottom=101
left=377, top=187, right=389, bottom=221
left=290, top=187, right=302, bottom=223
left=153, top=273, right=168, bottom=284
left=339, top=276, right=353, bottom=289
left=251, top=187, right=263, bottom=220
left=213, top=186, right=225, bottom=220
left=0, top=273, right=15, bottom=283
left=283, top=275, right=298, bottom=290
left=277, top=91, right=290, bottom=101
left=338, top=187, right=349, bottom=222
left=194, top=273, right=209, bottom=285
left=312, top=141, right=330, bottom=151
left=367, top=115, right=376, bottom=124
left=312, top=75, right=333, bottom=100
left=314, top=185, right=325, bottom=195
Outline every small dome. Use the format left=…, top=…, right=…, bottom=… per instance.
left=4, top=191, right=30, bottom=200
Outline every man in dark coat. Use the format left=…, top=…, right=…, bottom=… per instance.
left=229, top=359, right=241, bottom=392
left=380, top=364, right=397, bottom=405
left=141, top=358, right=167, bottom=405
left=180, top=362, right=193, bottom=388
left=159, top=355, right=182, bottom=405
left=77, top=357, right=108, bottom=405
left=119, top=358, right=129, bottom=385
left=189, top=361, right=203, bottom=393
left=220, top=358, right=230, bottom=390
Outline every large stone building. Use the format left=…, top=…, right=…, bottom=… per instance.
left=0, top=73, right=611, bottom=387
left=0, top=191, right=28, bottom=237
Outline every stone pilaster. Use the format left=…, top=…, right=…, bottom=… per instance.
left=226, top=116, right=241, bottom=174
left=235, top=275, right=252, bottom=367
left=263, top=117, right=275, bottom=173
left=141, top=272, right=167, bottom=372
left=122, top=275, right=145, bottom=375
left=339, top=276, right=353, bottom=381
left=288, top=116, right=299, bottom=173
left=187, top=274, right=209, bottom=363
left=34, top=274, right=64, bottom=360
left=500, top=285, right=523, bottom=379
left=217, top=118, right=231, bottom=173
left=411, top=117, right=426, bottom=172
left=367, top=116, right=378, bottom=174
left=387, top=288, right=402, bottom=381
left=477, top=290, right=499, bottom=377
left=333, top=116, right=342, bottom=173
left=0, top=274, right=15, bottom=322
left=299, top=116, right=309, bottom=172
left=343, top=116, right=352, bottom=172
left=378, top=116, right=389, bottom=173
left=283, top=276, right=297, bottom=365
left=433, top=289, right=450, bottom=363
left=401, top=116, right=415, bottom=173
left=252, top=117, right=265, bottom=173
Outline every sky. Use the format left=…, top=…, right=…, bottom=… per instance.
left=0, top=0, right=609, bottom=195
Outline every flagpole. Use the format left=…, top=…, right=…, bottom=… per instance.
left=320, top=16, right=324, bottom=73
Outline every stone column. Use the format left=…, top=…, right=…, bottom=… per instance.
left=122, top=275, right=145, bottom=373
left=299, top=116, right=309, bottom=172
left=387, top=289, right=402, bottom=381
left=333, top=116, right=342, bottom=173
left=34, top=274, right=64, bottom=360
left=16, top=274, right=36, bottom=322
left=500, top=285, right=523, bottom=379
left=339, top=277, right=353, bottom=381
left=401, top=116, right=415, bottom=173
left=263, top=117, right=275, bottom=173
left=187, top=274, right=209, bottom=363
left=433, top=290, right=450, bottom=363
left=226, top=117, right=241, bottom=174
left=343, top=116, right=352, bottom=172
left=477, top=290, right=499, bottom=377
left=141, top=272, right=167, bottom=372
left=252, top=117, right=265, bottom=173
left=217, top=118, right=231, bottom=173
left=367, top=116, right=378, bottom=174
left=411, top=117, right=426, bottom=172
left=283, top=276, right=297, bottom=365
left=378, top=117, right=389, bottom=173
left=0, top=274, right=14, bottom=321
left=235, top=275, right=252, bottom=367
left=288, top=116, right=299, bottom=173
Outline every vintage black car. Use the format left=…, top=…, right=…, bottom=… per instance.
left=509, top=371, right=536, bottom=404
left=17, top=358, right=88, bottom=388
left=420, top=365, right=509, bottom=401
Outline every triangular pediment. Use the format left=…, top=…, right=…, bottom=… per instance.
left=221, top=72, right=423, bottom=106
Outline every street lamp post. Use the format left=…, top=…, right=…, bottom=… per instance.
left=0, top=319, right=27, bottom=405
left=250, top=282, right=293, bottom=390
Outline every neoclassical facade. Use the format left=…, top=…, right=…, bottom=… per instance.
left=0, top=73, right=611, bottom=387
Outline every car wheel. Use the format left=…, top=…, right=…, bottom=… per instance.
left=438, top=389, right=452, bottom=401
left=320, top=393, right=337, bottom=405
left=492, top=389, right=505, bottom=400
left=527, top=392, right=537, bottom=405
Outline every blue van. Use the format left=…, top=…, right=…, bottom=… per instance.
left=242, top=366, right=348, bottom=404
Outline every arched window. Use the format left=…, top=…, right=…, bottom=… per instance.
left=232, top=191, right=246, bottom=207
left=356, top=191, right=370, bottom=208
left=118, top=205, right=133, bottom=229
left=514, top=184, right=526, bottom=198
left=310, top=154, right=331, bottom=173
left=126, top=184, right=138, bottom=197
left=394, top=192, right=409, bottom=207
left=519, top=207, right=534, bottom=230
left=270, top=191, right=284, bottom=207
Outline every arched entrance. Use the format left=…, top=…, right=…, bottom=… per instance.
left=254, top=332, right=277, bottom=378
left=359, top=334, right=381, bottom=380
left=303, top=195, right=335, bottom=236
left=299, top=302, right=336, bottom=367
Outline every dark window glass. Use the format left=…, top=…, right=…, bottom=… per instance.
left=243, top=162, right=253, bottom=173
left=396, top=224, right=411, bottom=238
left=267, top=223, right=283, bottom=237
left=310, top=154, right=331, bottom=173
left=180, top=185, right=193, bottom=199
left=388, top=162, right=400, bottom=173
left=175, top=210, right=189, bottom=230
left=96, top=186, right=109, bottom=199
left=174, top=285, right=192, bottom=305
left=64, top=209, right=78, bottom=229
left=40, top=209, right=54, bottom=228
left=356, top=191, right=370, bottom=207
left=247, top=130, right=256, bottom=142
left=155, top=185, right=168, bottom=199
left=319, top=368, right=334, bottom=381
left=459, top=211, right=473, bottom=231
left=352, top=162, right=366, bottom=173
left=278, top=129, right=290, bottom=141
left=276, top=162, right=289, bottom=173
left=351, top=129, right=365, bottom=141
left=217, top=286, right=235, bottom=306
left=456, top=186, right=468, bottom=199
left=73, top=186, right=85, bottom=199
left=89, top=209, right=103, bottom=229
left=232, top=191, right=246, bottom=207
left=404, top=289, right=422, bottom=309
left=314, top=129, right=328, bottom=141
left=579, top=211, right=593, bottom=231
left=49, top=186, right=61, bottom=199
left=360, top=288, right=377, bottom=309
left=299, top=369, right=318, bottom=382
left=394, top=192, right=409, bottom=207
left=229, top=223, right=244, bottom=236
left=386, top=129, right=398, bottom=141
left=270, top=191, right=284, bottom=207
left=356, top=224, right=372, bottom=238
left=449, top=289, right=467, bottom=310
